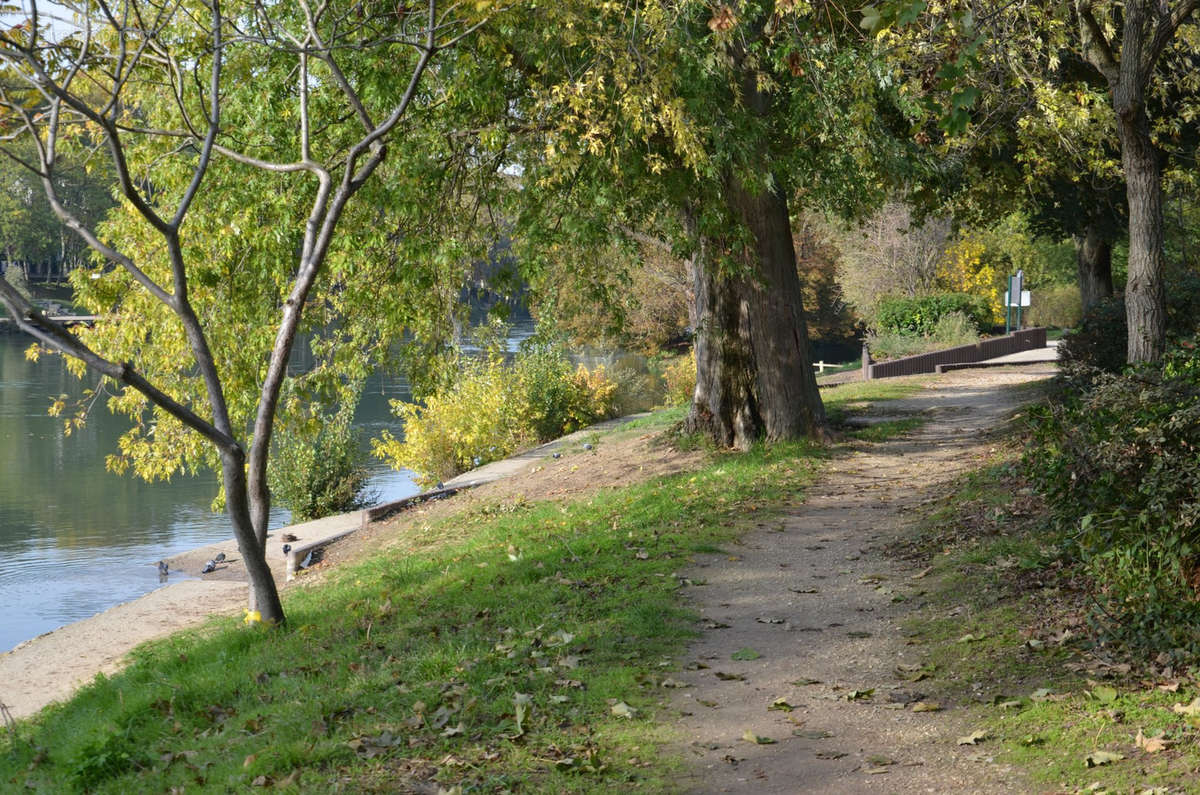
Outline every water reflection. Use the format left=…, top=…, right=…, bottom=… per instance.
left=0, top=333, right=428, bottom=652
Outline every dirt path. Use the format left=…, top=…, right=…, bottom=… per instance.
left=672, top=365, right=1056, bottom=794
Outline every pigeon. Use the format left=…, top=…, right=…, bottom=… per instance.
left=156, top=561, right=169, bottom=576
left=552, top=452, right=562, bottom=459
left=472, top=456, right=482, bottom=467
left=282, top=543, right=292, bottom=555
left=583, top=443, right=593, bottom=451
left=282, top=533, right=298, bottom=542
left=435, top=481, right=445, bottom=490
left=201, top=559, right=217, bottom=574
left=213, top=552, right=226, bottom=563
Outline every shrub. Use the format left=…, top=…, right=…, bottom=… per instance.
left=375, top=347, right=619, bottom=487
left=660, top=354, right=696, bottom=407
left=865, top=310, right=979, bottom=360
left=1060, top=272, right=1200, bottom=374
left=1026, top=284, right=1082, bottom=329
left=271, top=406, right=374, bottom=522
left=1025, top=342, right=1200, bottom=657
left=873, top=293, right=991, bottom=336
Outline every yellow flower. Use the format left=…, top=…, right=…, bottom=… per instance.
left=243, top=609, right=262, bottom=626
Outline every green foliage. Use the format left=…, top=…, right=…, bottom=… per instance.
left=375, top=347, right=618, bottom=486
left=1059, top=272, right=1200, bottom=374
left=1026, top=284, right=1082, bottom=329
left=1025, top=342, right=1200, bottom=657
left=873, top=293, right=991, bottom=336
left=866, top=309, right=980, bottom=360
left=68, top=729, right=144, bottom=790
left=270, top=400, right=373, bottom=522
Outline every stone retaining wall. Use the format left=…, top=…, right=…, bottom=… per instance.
left=865, top=327, right=1048, bottom=380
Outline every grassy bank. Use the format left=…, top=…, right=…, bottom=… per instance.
left=0, top=381, right=930, bottom=794
left=895, top=417, right=1200, bottom=793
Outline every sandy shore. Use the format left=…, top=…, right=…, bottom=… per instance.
left=0, top=528, right=309, bottom=720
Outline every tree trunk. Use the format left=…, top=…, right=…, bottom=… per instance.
left=1115, top=91, right=1167, bottom=362
left=1073, top=223, right=1114, bottom=311
left=222, top=449, right=286, bottom=624
left=684, top=214, right=761, bottom=449
left=725, top=175, right=826, bottom=440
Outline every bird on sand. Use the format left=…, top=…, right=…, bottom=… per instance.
left=156, top=561, right=169, bottom=576
left=282, top=543, right=292, bottom=556
left=282, top=533, right=298, bottom=542
left=201, top=559, right=217, bottom=574
left=213, top=552, right=226, bottom=563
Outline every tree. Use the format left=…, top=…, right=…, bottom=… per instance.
left=0, top=1, right=492, bottom=624
left=490, top=1, right=904, bottom=448
left=877, top=0, right=1200, bottom=359
left=1074, top=0, right=1200, bottom=361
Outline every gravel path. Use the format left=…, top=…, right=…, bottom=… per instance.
left=672, top=365, right=1056, bottom=794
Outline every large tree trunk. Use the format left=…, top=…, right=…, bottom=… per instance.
left=1073, top=222, right=1114, bottom=311
left=684, top=212, right=761, bottom=449
left=1115, top=93, right=1167, bottom=362
left=726, top=175, right=826, bottom=440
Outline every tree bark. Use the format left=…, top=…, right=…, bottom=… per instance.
left=725, top=175, right=826, bottom=440
left=684, top=212, right=761, bottom=450
left=222, top=450, right=286, bottom=624
left=1073, top=222, right=1114, bottom=311
left=1115, top=91, right=1167, bottom=362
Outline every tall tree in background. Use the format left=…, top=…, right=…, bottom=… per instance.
left=492, top=1, right=905, bottom=448
left=1075, top=0, right=1200, bottom=361
left=0, top=1, right=493, bottom=624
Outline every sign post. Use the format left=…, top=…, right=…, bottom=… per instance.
left=1005, top=270, right=1026, bottom=333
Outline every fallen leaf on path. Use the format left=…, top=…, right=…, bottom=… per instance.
left=715, top=672, right=745, bottom=681
left=697, top=699, right=719, bottom=708
left=1084, top=750, right=1124, bottom=767
left=791, top=677, right=822, bottom=686
left=1135, top=729, right=1169, bottom=753
left=815, top=750, right=847, bottom=759
left=866, top=755, right=895, bottom=766
left=742, top=729, right=776, bottom=745
left=789, top=587, right=819, bottom=594
left=1171, top=697, right=1200, bottom=716
left=910, top=701, right=941, bottom=712
left=1089, top=685, right=1118, bottom=703
left=610, top=701, right=637, bottom=718
left=911, top=567, right=933, bottom=579
left=768, top=697, right=795, bottom=712
left=996, top=700, right=1023, bottom=710
left=731, top=648, right=762, bottom=661
left=846, top=689, right=874, bottom=701
left=956, top=633, right=986, bottom=643
left=956, top=730, right=989, bottom=746
left=847, top=631, right=872, bottom=639
left=756, top=616, right=786, bottom=625
left=794, top=728, right=833, bottom=739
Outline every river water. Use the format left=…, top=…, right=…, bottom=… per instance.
left=0, top=327, right=538, bottom=653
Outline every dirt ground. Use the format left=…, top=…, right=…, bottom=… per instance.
left=671, top=365, right=1057, bottom=794
left=0, top=364, right=1057, bottom=795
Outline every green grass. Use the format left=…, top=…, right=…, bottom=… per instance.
left=1, top=420, right=828, bottom=792
left=897, top=445, right=1200, bottom=793
left=0, top=380, right=942, bottom=793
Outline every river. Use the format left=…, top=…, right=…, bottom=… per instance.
left=0, top=323, right=528, bottom=653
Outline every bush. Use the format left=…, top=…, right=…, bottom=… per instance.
left=1025, top=342, right=1200, bottom=657
left=374, top=347, right=619, bottom=487
left=1026, top=284, right=1082, bottom=329
left=873, top=293, right=991, bottom=336
left=271, top=406, right=374, bottom=522
left=865, top=310, right=979, bottom=360
left=1060, top=272, right=1200, bottom=374
left=660, top=354, right=696, bottom=407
